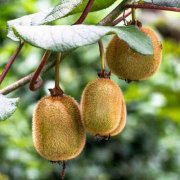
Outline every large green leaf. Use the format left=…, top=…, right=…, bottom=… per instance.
left=7, top=0, right=117, bottom=41
left=0, top=94, right=19, bottom=121
left=13, top=25, right=153, bottom=55
left=144, top=0, right=180, bottom=8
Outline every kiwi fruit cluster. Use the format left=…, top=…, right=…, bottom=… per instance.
left=106, top=27, right=162, bottom=81
left=32, top=25, right=162, bottom=178
left=32, top=78, right=127, bottom=163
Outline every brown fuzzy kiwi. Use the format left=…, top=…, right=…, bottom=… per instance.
left=106, top=27, right=162, bottom=81
left=33, top=95, right=86, bottom=161
left=81, top=78, right=123, bottom=136
left=110, top=97, right=127, bottom=136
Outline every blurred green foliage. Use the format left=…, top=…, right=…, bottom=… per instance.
left=0, top=0, right=180, bottom=180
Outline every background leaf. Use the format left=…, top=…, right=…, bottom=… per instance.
left=13, top=25, right=153, bottom=55
left=46, top=0, right=117, bottom=23
left=144, top=0, right=180, bottom=8
left=0, top=94, right=19, bottom=121
left=72, top=0, right=118, bottom=13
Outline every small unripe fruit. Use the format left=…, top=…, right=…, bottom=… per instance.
left=81, top=78, right=123, bottom=136
left=106, top=27, right=162, bottom=81
left=110, top=98, right=126, bottom=136
left=33, top=96, right=86, bottom=161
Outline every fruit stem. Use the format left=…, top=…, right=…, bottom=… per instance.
left=60, top=161, right=66, bottom=180
left=98, top=40, right=105, bottom=71
left=0, top=41, right=24, bottom=85
left=131, top=7, right=136, bottom=22
left=111, top=10, right=132, bottom=26
left=49, top=53, right=64, bottom=97
left=29, top=50, right=51, bottom=91
left=97, top=40, right=111, bottom=79
left=55, top=53, right=61, bottom=89
left=74, top=0, right=95, bottom=24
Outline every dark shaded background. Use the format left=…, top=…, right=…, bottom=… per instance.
left=0, top=0, right=180, bottom=179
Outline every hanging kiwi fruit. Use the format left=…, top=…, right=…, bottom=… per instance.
left=32, top=53, right=86, bottom=179
left=81, top=41, right=127, bottom=138
left=33, top=95, right=86, bottom=162
left=106, top=9, right=162, bottom=82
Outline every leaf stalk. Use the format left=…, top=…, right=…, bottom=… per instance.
left=29, top=50, right=51, bottom=91
left=0, top=41, right=24, bottom=85
left=74, top=0, right=95, bottom=24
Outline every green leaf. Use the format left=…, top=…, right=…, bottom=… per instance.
left=0, top=94, right=19, bottom=121
left=13, top=25, right=153, bottom=55
left=144, top=0, right=180, bottom=8
left=72, top=0, right=118, bottom=13
left=46, top=0, right=117, bottom=23
left=7, top=0, right=117, bottom=41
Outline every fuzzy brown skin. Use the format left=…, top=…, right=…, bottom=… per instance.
left=33, top=96, right=86, bottom=161
left=106, top=27, right=162, bottom=81
left=110, top=97, right=127, bottom=136
left=81, top=78, right=123, bottom=136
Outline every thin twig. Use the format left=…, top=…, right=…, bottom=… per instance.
left=126, top=3, right=180, bottom=12
left=99, top=0, right=132, bottom=26
left=55, top=53, right=61, bottom=89
left=111, top=10, right=132, bottom=26
left=74, top=0, right=95, bottom=24
left=29, top=50, right=51, bottom=91
left=61, top=161, right=66, bottom=180
left=0, top=55, right=56, bottom=95
left=0, top=41, right=24, bottom=84
left=0, top=0, right=131, bottom=95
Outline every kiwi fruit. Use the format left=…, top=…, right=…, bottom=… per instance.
left=33, top=95, right=86, bottom=161
left=81, top=78, right=124, bottom=136
left=106, top=27, right=162, bottom=81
